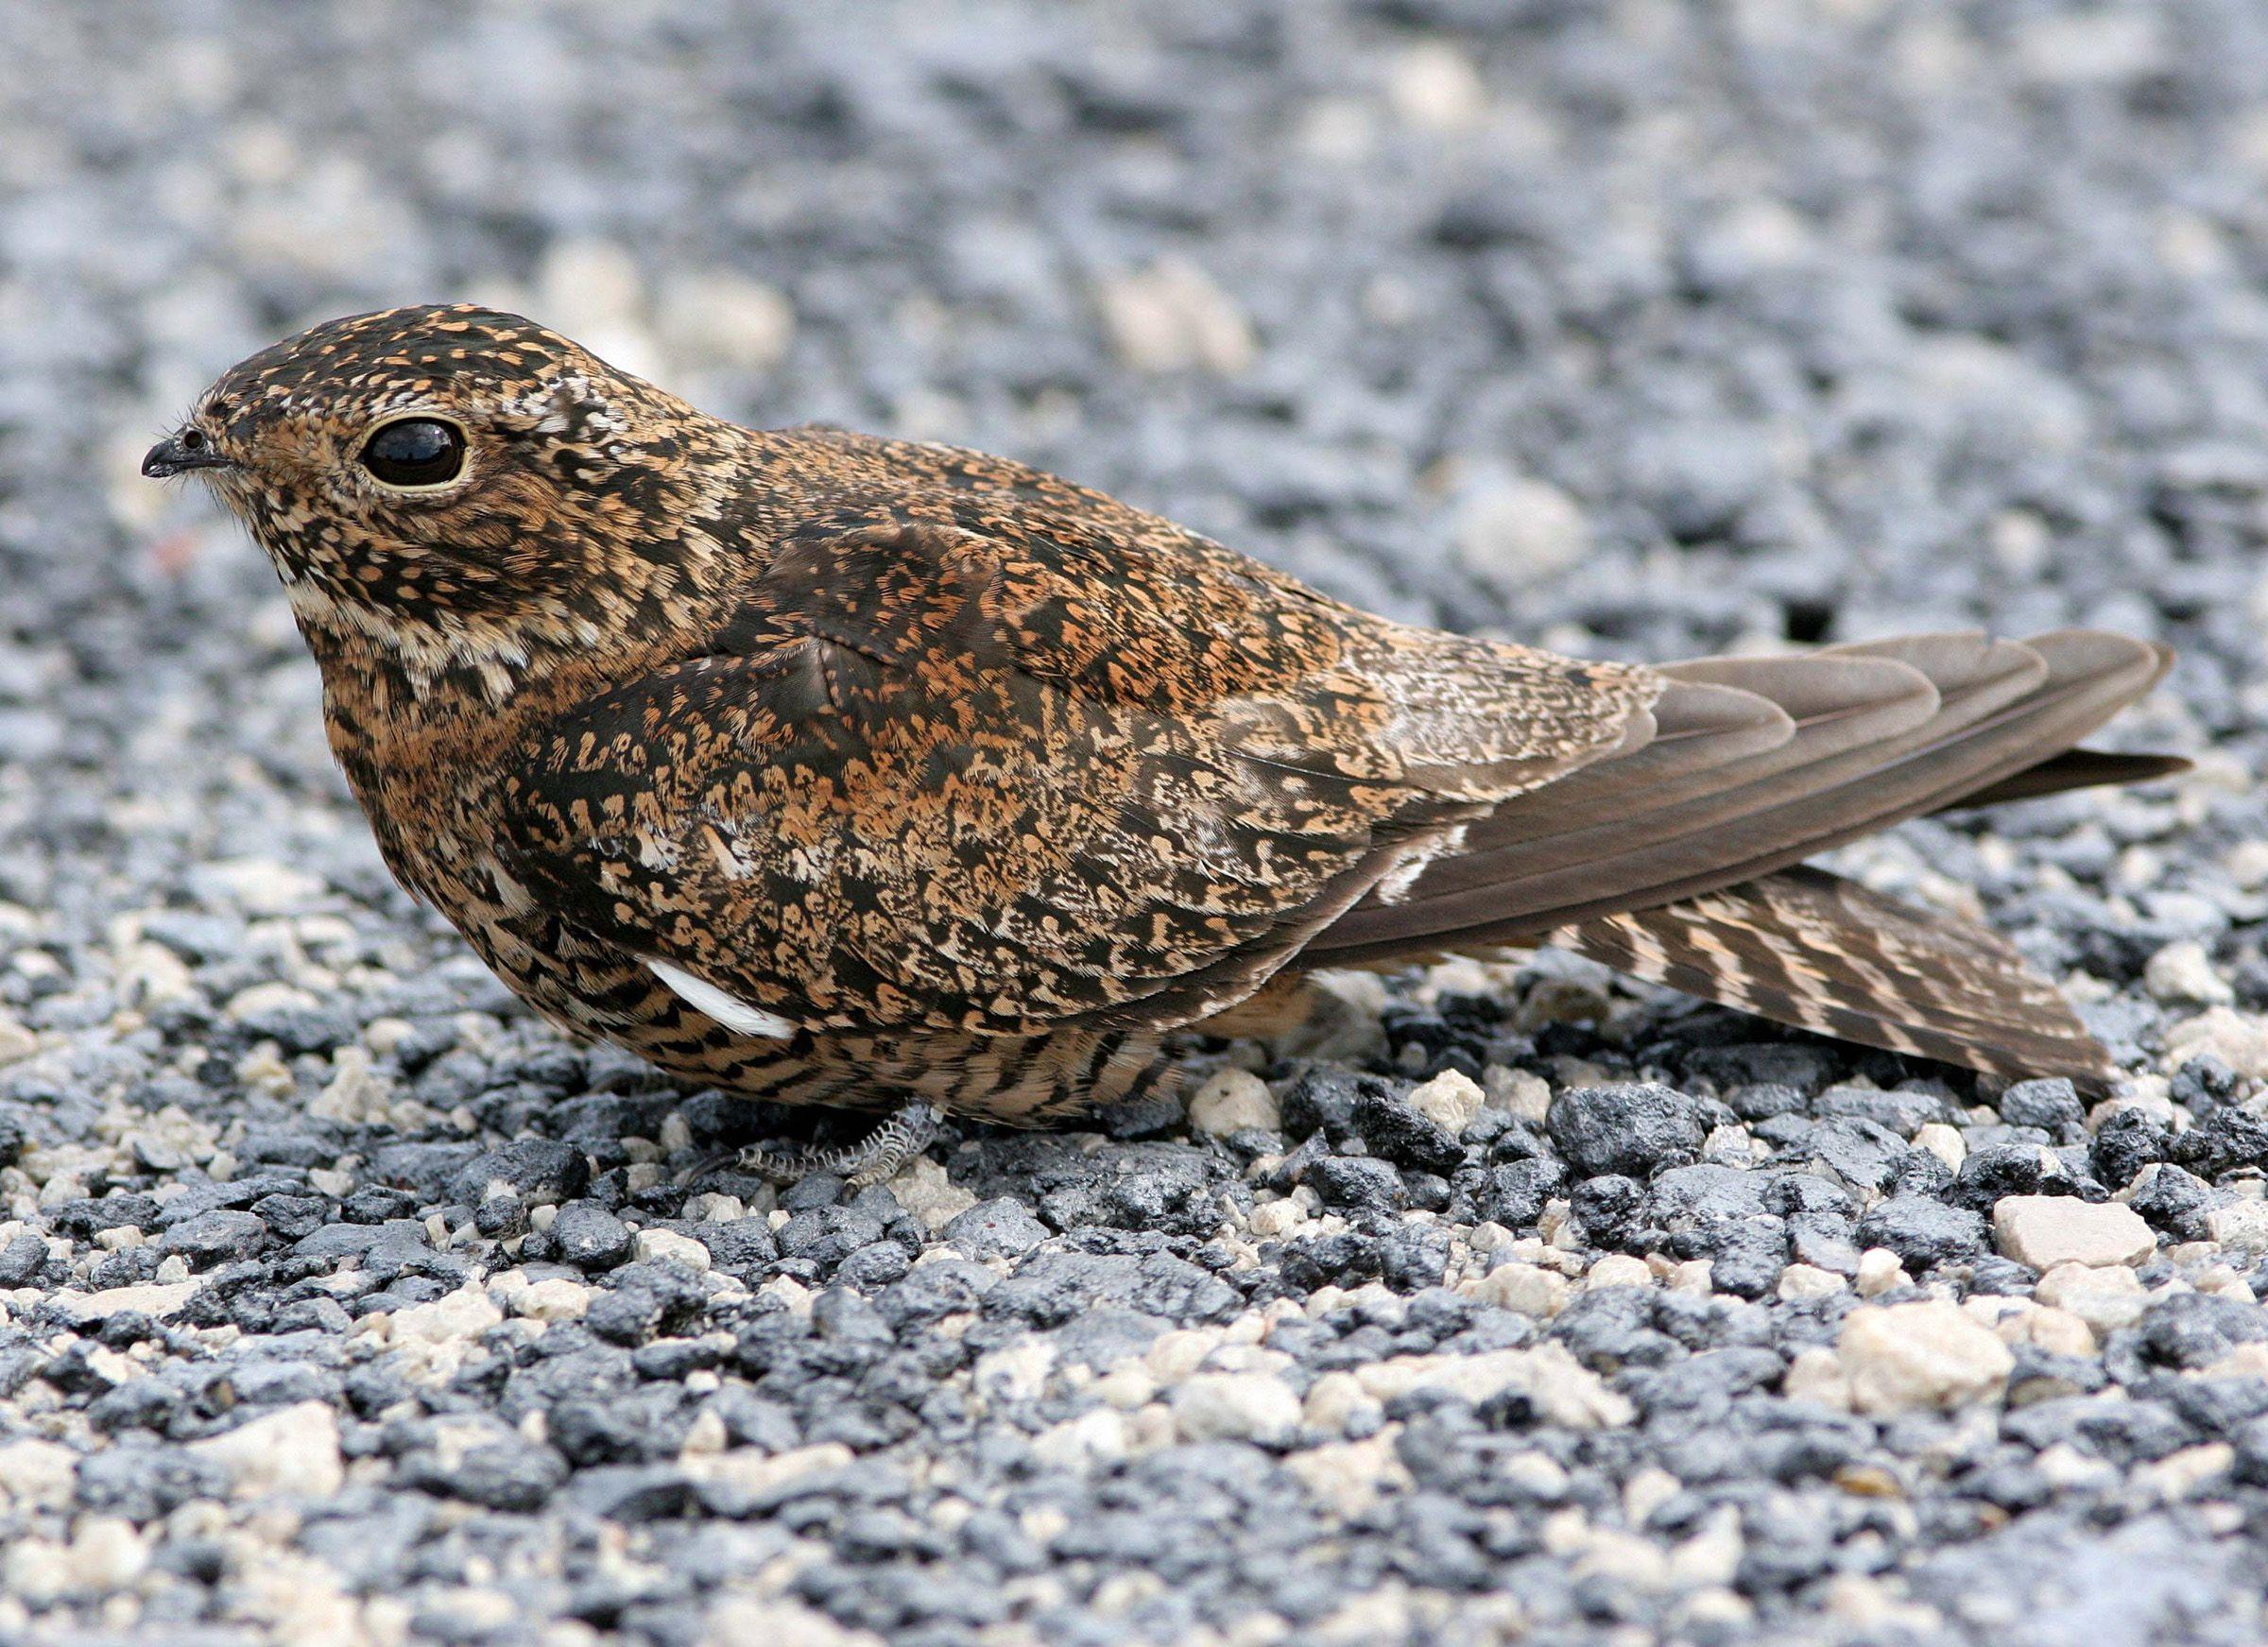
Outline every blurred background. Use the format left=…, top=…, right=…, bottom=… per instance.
left=3, top=9, right=2268, bottom=1642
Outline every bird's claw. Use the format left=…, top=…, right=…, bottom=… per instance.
left=703, top=1100, right=942, bottom=1188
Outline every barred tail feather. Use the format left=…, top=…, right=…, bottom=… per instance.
left=1548, top=866, right=2112, bottom=1086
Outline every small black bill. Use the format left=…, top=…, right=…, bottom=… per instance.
left=142, top=434, right=232, bottom=478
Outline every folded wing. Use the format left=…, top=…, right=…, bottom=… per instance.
left=492, top=509, right=1658, bottom=1041
left=1305, top=629, right=2174, bottom=1083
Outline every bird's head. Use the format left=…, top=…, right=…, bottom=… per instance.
left=146, top=304, right=744, bottom=684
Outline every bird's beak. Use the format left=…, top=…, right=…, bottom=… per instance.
left=141, top=432, right=233, bottom=479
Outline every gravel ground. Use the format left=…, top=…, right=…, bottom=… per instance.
left=5, top=2, right=2268, bottom=1643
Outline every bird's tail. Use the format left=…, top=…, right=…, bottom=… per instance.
left=1548, top=864, right=2111, bottom=1084
left=1307, top=628, right=2182, bottom=1086
left=1543, top=650, right=2188, bottom=1088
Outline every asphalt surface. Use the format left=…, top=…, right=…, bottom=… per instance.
left=4, top=3, right=2268, bottom=1643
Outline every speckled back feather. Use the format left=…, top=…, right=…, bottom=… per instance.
left=163, top=305, right=2179, bottom=1120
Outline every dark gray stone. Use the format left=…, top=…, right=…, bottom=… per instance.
left=158, top=1210, right=268, bottom=1265
left=1463, top=1158, right=1565, bottom=1228
left=549, top=1204, right=636, bottom=1269
left=1547, top=1084, right=1707, bottom=1179
left=2172, top=1109, right=2268, bottom=1179
left=942, top=1198, right=1052, bottom=1261
left=1308, top=1155, right=1405, bottom=1212
left=1568, top=1174, right=1648, bottom=1250
left=2131, top=1292, right=2268, bottom=1372
left=2129, top=1164, right=2216, bottom=1241
left=1350, top=1085, right=1466, bottom=1172
left=1281, top=1070, right=1400, bottom=1144
left=1813, top=1085, right=1955, bottom=1138
left=699, top=1216, right=781, bottom=1275
left=0, top=1230, right=48, bottom=1286
left=450, top=1139, right=592, bottom=1207
left=2091, top=1108, right=2170, bottom=1189
left=1948, top=1142, right=2053, bottom=1211
left=1800, top=1119, right=1907, bottom=1195
left=1997, top=1078, right=2086, bottom=1138
left=367, top=1141, right=485, bottom=1202
left=1856, top=1195, right=1990, bottom=1269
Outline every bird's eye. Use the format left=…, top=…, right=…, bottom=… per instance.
left=360, top=418, right=466, bottom=489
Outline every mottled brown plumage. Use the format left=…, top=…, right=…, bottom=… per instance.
left=149, top=304, right=2177, bottom=1136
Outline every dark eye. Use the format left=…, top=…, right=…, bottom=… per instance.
left=360, top=418, right=466, bottom=488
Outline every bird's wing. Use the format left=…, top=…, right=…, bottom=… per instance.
left=492, top=506, right=1658, bottom=1038
left=1305, top=628, right=2173, bottom=1086
left=1309, top=629, right=2171, bottom=961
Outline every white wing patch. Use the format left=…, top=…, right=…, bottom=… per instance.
left=647, top=959, right=798, bottom=1039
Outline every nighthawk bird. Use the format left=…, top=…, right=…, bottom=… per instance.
left=146, top=305, right=2182, bottom=1182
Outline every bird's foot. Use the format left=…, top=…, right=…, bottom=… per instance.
left=730, top=1100, right=942, bottom=1188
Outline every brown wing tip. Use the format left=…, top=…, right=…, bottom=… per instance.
left=1943, top=748, right=2194, bottom=811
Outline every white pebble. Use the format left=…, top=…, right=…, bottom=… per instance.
left=2139, top=1442, right=2236, bottom=1502
left=0, top=1439, right=77, bottom=1509
left=891, top=1157, right=979, bottom=1233
left=1170, top=1371, right=1302, bottom=1444
left=1914, top=1123, right=1966, bottom=1172
left=2164, top=1008, right=2268, bottom=1079
left=1408, top=1068, right=1485, bottom=1135
left=2036, top=1261, right=2149, bottom=1332
left=1187, top=1068, right=1280, bottom=1135
left=657, top=271, right=796, bottom=371
left=1247, top=1197, right=1307, bottom=1237
left=1839, top=1300, right=2013, bottom=1414
left=2144, top=940, right=2234, bottom=1005
left=1283, top=1433, right=1409, bottom=1515
left=2225, top=840, right=2268, bottom=892
left=1853, top=1248, right=1909, bottom=1297
left=2208, top=1200, right=2268, bottom=1255
left=3, top=1518, right=147, bottom=1604
left=1993, top=1195, right=2156, bottom=1270
left=1485, top=1066, right=1553, bottom=1124
left=49, top=1279, right=200, bottom=1324
left=1301, top=1370, right=1380, bottom=1435
left=1463, top=1260, right=1571, bottom=1317
left=1451, top=472, right=1589, bottom=591
left=191, top=856, right=325, bottom=916
left=701, top=1596, right=890, bottom=1647
left=1668, top=1260, right=1716, bottom=1295
left=1032, top=1408, right=1133, bottom=1468
left=506, top=1277, right=593, bottom=1322
left=390, top=1282, right=506, bottom=1345
left=1585, top=1254, right=1655, bottom=1291
left=2021, top=1305, right=2097, bottom=1357
left=1351, top=1345, right=1631, bottom=1431
left=1782, top=1347, right=1850, bottom=1410
left=1777, top=1263, right=1847, bottom=1300
left=1385, top=40, right=1487, bottom=129
left=633, top=1227, right=713, bottom=1271
left=1096, top=259, right=1256, bottom=375
left=187, top=1401, right=344, bottom=1498
left=973, top=1339, right=1055, bottom=1403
